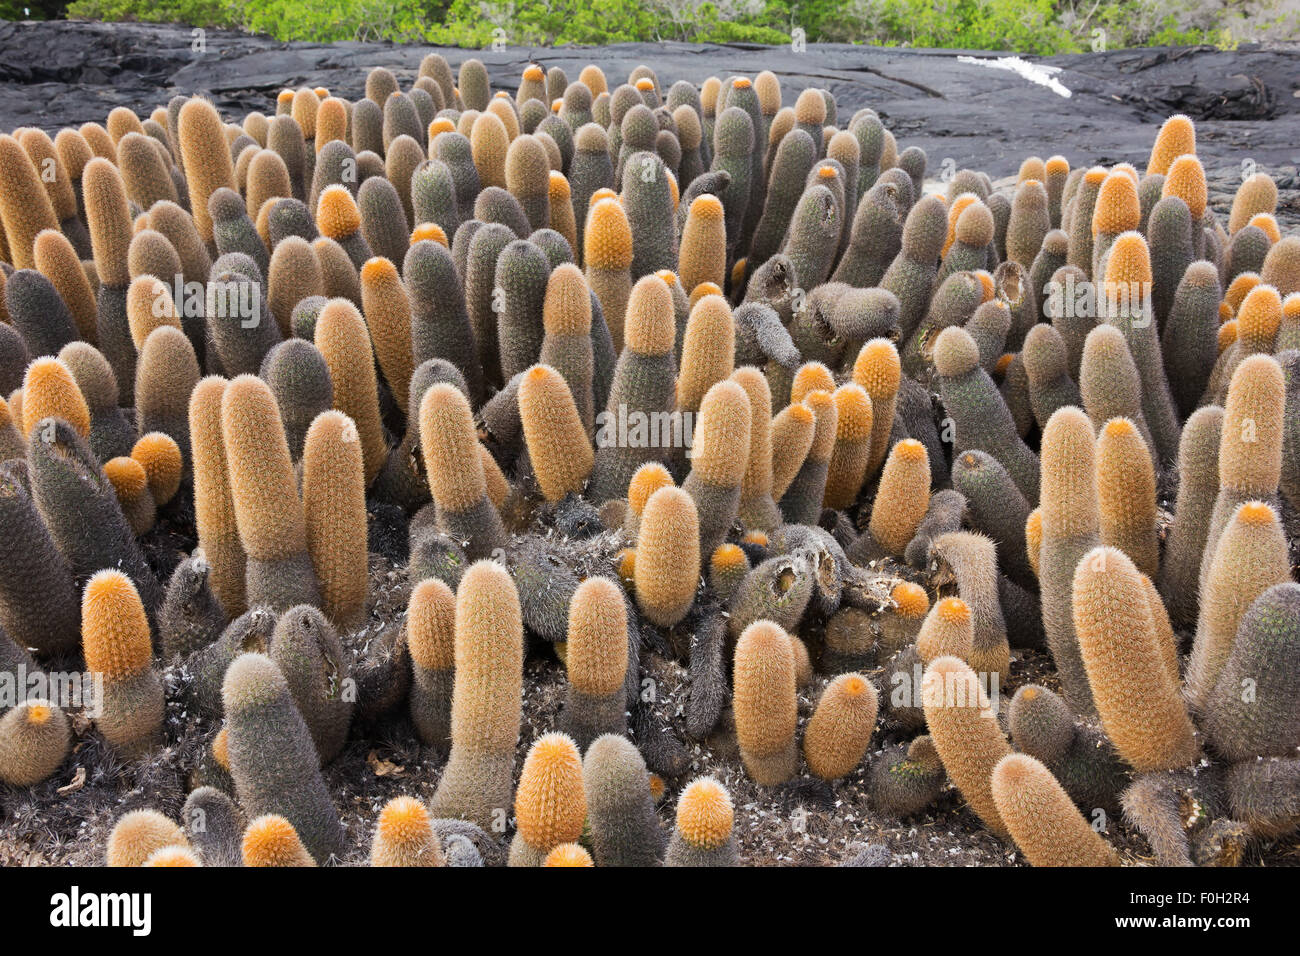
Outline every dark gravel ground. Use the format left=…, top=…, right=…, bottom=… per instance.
left=1, top=20, right=1298, bottom=867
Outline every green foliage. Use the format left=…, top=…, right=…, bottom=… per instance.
left=61, top=0, right=1265, bottom=51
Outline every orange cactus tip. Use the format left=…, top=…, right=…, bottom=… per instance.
left=973, top=270, right=996, bottom=301
left=732, top=77, right=752, bottom=89
left=590, top=187, right=618, bottom=205
left=690, top=194, right=724, bottom=218
left=1238, top=501, right=1276, bottom=526
left=635, top=78, right=655, bottom=91
left=1045, top=156, right=1069, bottom=174
left=1021, top=686, right=1040, bottom=702
left=1225, top=273, right=1260, bottom=313
left=654, top=269, right=680, bottom=287
left=132, top=432, right=183, bottom=505
left=1102, top=231, right=1153, bottom=291
left=616, top=548, right=636, bottom=582
left=360, top=256, right=399, bottom=283
left=1103, top=417, right=1137, bottom=438
left=711, top=544, right=746, bottom=570
left=893, top=437, right=926, bottom=463
left=1083, top=166, right=1108, bottom=185
left=1217, top=320, right=1238, bottom=353
left=834, top=384, right=873, bottom=440
left=853, top=338, right=902, bottom=396
left=428, top=118, right=456, bottom=137
left=730, top=257, right=746, bottom=286
left=242, top=815, right=312, bottom=867
left=277, top=90, right=295, bottom=104
left=676, top=777, right=733, bottom=850
left=1162, top=154, right=1207, bottom=218
left=627, top=462, right=674, bottom=514
left=543, top=843, right=594, bottom=866
left=523, top=65, right=545, bottom=81
left=936, top=596, right=971, bottom=625
left=551, top=99, right=562, bottom=113
left=1112, top=162, right=1139, bottom=186
left=21, top=357, right=90, bottom=439
left=817, top=164, right=837, bottom=179
left=548, top=169, right=570, bottom=197
left=803, top=389, right=833, bottom=413
left=316, top=185, right=360, bottom=239
left=647, top=773, right=666, bottom=802
left=1147, top=114, right=1196, bottom=175
left=212, top=727, right=229, bottom=769
left=994, top=353, right=1016, bottom=376
left=314, top=87, right=329, bottom=98
left=1284, top=293, right=1300, bottom=319
left=104, top=456, right=149, bottom=499
left=411, top=222, right=449, bottom=246
left=1247, top=213, right=1281, bottom=242
left=688, top=280, right=722, bottom=306
left=792, top=362, right=835, bottom=401
left=741, top=530, right=769, bottom=548
left=1092, top=172, right=1139, bottom=235
left=493, top=90, right=509, bottom=99
left=25, top=702, right=52, bottom=725
left=81, top=570, right=151, bottom=678
left=839, top=674, right=870, bottom=698
left=787, top=404, right=814, bottom=425
left=376, top=796, right=431, bottom=843
left=1237, top=284, right=1283, bottom=337
left=892, top=581, right=929, bottom=617
left=144, top=847, right=201, bottom=867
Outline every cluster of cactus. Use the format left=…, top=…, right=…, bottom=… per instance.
left=1, top=57, right=1297, bottom=871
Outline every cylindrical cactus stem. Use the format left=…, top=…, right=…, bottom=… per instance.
left=868, top=438, right=931, bottom=557
left=679, top=194, right=727, bottom=295
left=357, top=175, right=409, bottom=272
left=429, top=560, right=524, bottom=830
left=1095, top=417, right=1159, bottom=578
left=189, top=377, right=247, bottom=616
left=634, top=486, right=700, bottom=627
left=34, top=228, right=98, bottom=345
left=1038, top=407, right=1101, bottom=714
left=463, top=222, right=514, bottom=389
left=750, top=128, right=816, bottom=269
left=494, top=238, right=550, bottom=383
left=781, top=181, right=840, bottom=290
left=259, top=339, right=333, bottom=462
left=1021, top=322, right=1081, bottom=429
left=419, top=384, right=507, bottom=560
left=357, top=257, right=414, bottom=414
left=921, top=655, right=1013, bottom=837
left=504, top=133, right=551, bottom=233
left=313, top=299, right=387, bottom=487
left=28, top=416, right=164, bottom=620
left=710, top=107, right=754, bottom=259
left=1200, top=354, right=1285, bottom=593
left=265, top=234, right=323, bottom=337
left=1157, top=406, right=1222, bottom=628
left=1078, top=324, right=1157, bottom=466
left=268, top=604, right=352, bottom=764
left=1090, top=170, right=1140, bottom=278
left=135, top=326, right=199, bottom=461
left=518, top=364, right=594, bottom=501
left=19, top=357, right=90, bottom=441
left=301, top=411, right=368, bottom=628
left=104, top=456, right=157, bottom=536
left=177, top=98, right=237, bottom=245
left=0, top=133, right=61, bottom=271
left=405, top=576, right=455, bottom=751
left=583, top=733, right=664, bottom=866
left=158, top=555, right=225, bottom=660
left=733, top=620, right=798, bottom=786
left=0, top=467, right=81, bottom=656
left=1065, top=166, right=1105, bottom=274
left=822, top=383, right=873, bottom=510
left=82, top=570, right=164, bottom=758
left=849, top=337, right=901, bottom=478
left=933, top=326, right=1040, bottom=501
left=804, top=673, right=878, bottom=781
left=223, top=653, right=345, bottom=863
left=316, top=184, right=372, bottom=270
left=538, top=263, right=594, bottom=431
left=665, top=776, right=738, bottom=866
left=1188, top=501, right=1290, bottom=716
left=220, top=374, right=321, bottom=612
left=623, top=461, right=674, bottom=538
left=830, top=177, right=906, bottom=289
left=1203, top=582, right=1300, bottom=762
left=405, top=238, right=486, bottom=406
left=933, top=531, right=1012, bottom=682
left=779, top=390, right=837, bottom=526
left=561, top=577, right=628, bottom=749
left=584, top=197, right=634, bottom=348
left=991, top=754, right=1119, bottom=866
left=681, top=379, right=750, bottom=555
left=1005, top=178, right=1050, bottom=268
left=587, top=275, right=677, bottom=502
left=1073, top=546, right=1200, bottom=771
